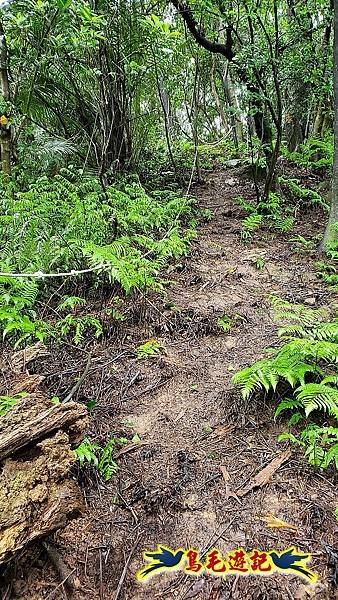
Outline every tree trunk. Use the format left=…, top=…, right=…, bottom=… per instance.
left=220, top=67, right=243, bottom=147
left=313, top=103, right=324, bottom=137
left=322, top=0, right=338, bottom=250
left=210, top=58, right=229, bottom=134
left=0, top=20, right=11, bottom=177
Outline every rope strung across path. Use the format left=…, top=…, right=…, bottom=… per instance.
left=0, top=264, right=108, bottom=278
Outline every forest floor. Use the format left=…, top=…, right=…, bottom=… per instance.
left=5, top=166, right=338, bottom=599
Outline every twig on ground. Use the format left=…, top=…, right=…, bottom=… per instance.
left=63, top=353, right=92, bottom=403
left=114, top=531, right=141, bottom=600
left=114, top=441, right=148, bottom=459
left=117, top=491, right=139, bottom=525
left=43, top=540, right=78, bottom=599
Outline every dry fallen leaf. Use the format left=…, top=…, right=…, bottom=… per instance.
left=220, top=465, right=230, bottom=482
left=236, top=449, right=291, bottom=497
left=258, top=513, right=298, bottom=530
left=215, top=424, right=236, bottom=437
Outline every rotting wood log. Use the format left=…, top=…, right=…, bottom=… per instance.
left=10, top=341, right=50, bottom=374
left=0, top=393, right=89, bottom=461
left=8, top=374, right=45, bottom=395
left=0, top=431, right=84, bottom=565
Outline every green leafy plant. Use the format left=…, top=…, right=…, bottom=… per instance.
left=98, top=436, right=128, bottom=481
left=282, top=137, right=333, bottom=170
left=57, top=296, right=87, bottom=311
left=279, top=425, right=338, bottom=470
left=75, top=436, right=128, bottom=480
left=136, top=339, right=165, bottom=359
left=289, top=235, right=316, bottom=254
left=0, top=170, right=201, bottom=347
left=279, top=177, right=328, bottom=210
left=235, top=192, right=294, bottom=242
left=254, top=256, right=266, bottom=270
left=0, top=392, right=27, bottom=417
left=55, top=314, right=103, bottom=345
left=217, top=314, right=233, bottom=332
left=316, top=228, right=338, bottom=288
left=74, top=437, right=100, bottom=467
left=232, top=296, right=338, bottom=469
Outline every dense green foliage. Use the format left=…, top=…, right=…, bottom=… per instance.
left=233, top=297, right=338, bottom=470
left=75, top=435, right=129, bottom=480
left=0, top=167, right=202, bottom=346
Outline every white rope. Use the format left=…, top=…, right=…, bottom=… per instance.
left=0, top=264, right=108, bottom=279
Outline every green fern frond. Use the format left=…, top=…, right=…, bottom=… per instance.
left=321, top=374, right=338, bottom=385
left=232, top=359, right=279, bottom=399
left=278, top=324, right=306, bottom=338
left=296, top=383, right=338, bottom=417
left=274, top=397, right=302, bottom=419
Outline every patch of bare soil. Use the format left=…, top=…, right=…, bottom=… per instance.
left=2, top=169, right=338, bottom=600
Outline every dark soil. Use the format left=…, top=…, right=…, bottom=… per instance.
left=2, top=168, right=338, bottom=600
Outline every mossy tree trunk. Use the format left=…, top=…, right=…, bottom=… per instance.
left=322, top=0, right=338, bottom=250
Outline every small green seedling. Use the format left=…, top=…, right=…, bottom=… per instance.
left=74, top=437, right=100, bottom=467
left=136, top=339, right=165, bottom=359
left=204, top=424, right=213, bottom=434
left=75, top=436, right=129, bottom=480
left=289, top=235, right=315, bottom=254
left=217, top=314, right=233, bottom=333
left=254, top=256, right=265, bottom=270
left=121, top=418, right=136, bottom=428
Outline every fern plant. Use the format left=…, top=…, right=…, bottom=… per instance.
left=55, top=314, right=103, bottom=345
left=232, top=296, right=338, bottom=470
left=316, top=229, right=338, bottom=288
left=0, top=169, right=202, bottom=347
left=279, top=425, right=338, bottom=470
left=74, top=437, right=100, bottom=467
left=279, top=176, right=328, bottom=210
left=98, top=436, right=128, bottom=481
left=282, top=136, right=333, bottom=169
left=235, top=192, right=294, bottom=242
left=75, top=436, right=128, bottom=480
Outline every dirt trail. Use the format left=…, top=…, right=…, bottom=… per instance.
left=7, top=169, right=338, bottom=599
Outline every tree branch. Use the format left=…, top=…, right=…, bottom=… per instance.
left=170, top=0, right=235, bottom=60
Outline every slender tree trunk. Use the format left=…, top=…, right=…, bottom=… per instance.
left=313, top=103, right=324, bottom=137
left=312, top=8, right=333, bottom=138
left=151, top=48, right=177, bottom=174
left=0, top=20, right=11, bottom=177
left=221, top=67, right=244, bottom=147
left=322, top=0, right=338, bottom=250
left=210, top=58, right=229, bottom=134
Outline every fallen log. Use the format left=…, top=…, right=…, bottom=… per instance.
left=0, top=389, right=89, bottom=566
left=0, top=393, right=88, bottom=461
left=0, top=431, right=84, bottom=565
